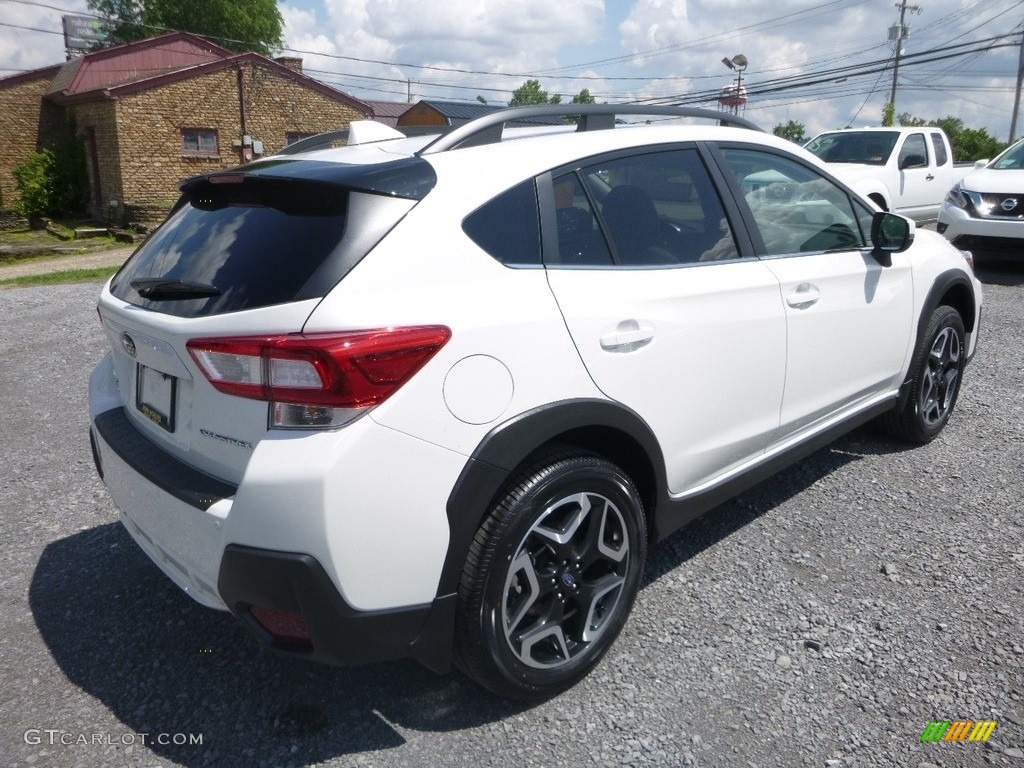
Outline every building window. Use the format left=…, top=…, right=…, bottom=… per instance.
left=182, top=128, right=218, bottom=156
left=286, top=132, right=316, bottom=146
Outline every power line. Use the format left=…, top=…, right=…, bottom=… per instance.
left=0, top=0, right=1019, bottom=129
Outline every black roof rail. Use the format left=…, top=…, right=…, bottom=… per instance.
left=416, top=104, right=763, bottom=156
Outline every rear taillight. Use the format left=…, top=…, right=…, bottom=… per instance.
left=186, top=326, right=450, bottom=428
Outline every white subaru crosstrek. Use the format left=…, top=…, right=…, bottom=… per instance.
left=89, top=105, right=982, bottom=699
left=938, top=136, right=1024, bottom=260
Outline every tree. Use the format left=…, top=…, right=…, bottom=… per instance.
left=772, top=120, right=806, bottom=144
left=509, top=80, right=562, bottom=107
left=895, top=112, right=1006, bottom=162
left=570, top=88, right=596, bottom=105
left=87, top=0, right=284, bottom=56
left=929, top=116, right=1005, bottom=162
left=896, top=112, right=927, bottom=127
left=881, top=102, right=895, bottom=127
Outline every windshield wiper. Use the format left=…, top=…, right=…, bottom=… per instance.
left=131, top=278, right=222, bottom=300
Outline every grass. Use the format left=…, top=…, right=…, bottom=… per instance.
left=0, top=248, right=94, bottom=267
left=0, top=265, right=119, bottom=288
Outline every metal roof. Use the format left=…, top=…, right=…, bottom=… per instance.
left=34, top=33, right=371, bottom=114
left=362, top=100, right=410, bottom=127
left=46, top=32, right=231, bottom=98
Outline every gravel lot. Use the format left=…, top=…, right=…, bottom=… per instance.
left=1, top=266, right=1021, bottom=768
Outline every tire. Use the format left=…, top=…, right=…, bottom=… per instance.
left=880, top=305, right=966, bottom=443
left=454, top=453, right=647, bottom=700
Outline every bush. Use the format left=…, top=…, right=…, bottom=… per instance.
left=11, top=116, right=89, bottom=220
left=12, top=150, right=55, bottom=220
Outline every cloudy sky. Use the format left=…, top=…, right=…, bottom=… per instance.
left=1, top=0, right=1021, bottom=141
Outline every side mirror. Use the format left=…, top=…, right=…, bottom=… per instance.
left=899, top=154, right=927, bottom=170
left=973, top=159, right=989, bottom=169
left=870, top=211, right=915, bottom=266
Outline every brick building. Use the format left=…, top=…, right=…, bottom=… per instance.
left=0, top=32, right=370, bottom=224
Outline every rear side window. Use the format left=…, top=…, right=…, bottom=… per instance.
left=549, top=149, right=739, bottom=267
left=462, top=180, right=541, bottom=265
left=930, top=133, right=948, bottom=165
left=110, top=180, right=407, bottom=317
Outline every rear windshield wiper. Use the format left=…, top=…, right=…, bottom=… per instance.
left=131, top=278, right=222, bottom=300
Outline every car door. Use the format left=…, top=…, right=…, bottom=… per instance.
left=541, top=147, right=787, bottom=495
left=894, top=132, right=938, bottom=219
left=714, top=146, right=914, bottom=443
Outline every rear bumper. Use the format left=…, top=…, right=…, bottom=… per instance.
left=89, top=409, right=458, bottom=670
left=91, top=408, right=232, bottom=609
left=88, top=344, right=468, bottom=670
left=218, top=545, right=456, bottom=671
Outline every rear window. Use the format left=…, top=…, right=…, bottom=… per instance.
left=110, top=180, right=408, bottom=317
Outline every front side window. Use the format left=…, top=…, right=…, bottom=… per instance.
left=286, top=132, right=316, bottom=146
left=182, top=128, right=218, bottom=156
left=549, top=149, right=739, bottom=267
left=719, top=147, right=869, bottom=256
left=899, top=133, right=928, bottom=169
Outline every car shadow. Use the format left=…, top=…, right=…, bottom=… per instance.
left=643, top=424, right=909, bottom=584
left=974, top=260, right=1024, bottom=286
left=30, top=426, right=908, bottom=767
left=29, top=524, right=529, bottom=767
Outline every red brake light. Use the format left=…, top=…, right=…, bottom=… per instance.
left=249, top=606, right=312, bottom=649
left=186, top=326, right=451, bottom=409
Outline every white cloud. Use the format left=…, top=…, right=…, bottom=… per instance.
left=279, top=0, right=606, bottom=103
left=0, top=1, right=89, bottom=75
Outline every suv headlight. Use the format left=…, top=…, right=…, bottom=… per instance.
left=945, top=182, right=970, bottom=210
left=945, top=183, right=990, bottom=218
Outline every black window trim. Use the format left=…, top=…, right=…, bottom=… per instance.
left=704, top=140, right=876, bottom=261
left=537, top=142, right=757, bottom=270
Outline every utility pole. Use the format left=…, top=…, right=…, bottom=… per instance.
left=1010, top=29, right=1024, bottom=143
left=888, top=0, right=922, bottom=112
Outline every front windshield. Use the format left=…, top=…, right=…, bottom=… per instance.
left=804, top=131, right=900, bottom=165
left=991, top=140, right=1024, bottom=170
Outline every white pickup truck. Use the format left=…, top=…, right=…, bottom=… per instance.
left=804, top=127, right=963, bottom=222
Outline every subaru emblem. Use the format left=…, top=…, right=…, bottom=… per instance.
left=122, top=333, right=137, bottom=358
left=1000, top=198, right=1018, bottom=212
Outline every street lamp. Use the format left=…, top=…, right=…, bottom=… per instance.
left=719, top=54, right=748, bottom=115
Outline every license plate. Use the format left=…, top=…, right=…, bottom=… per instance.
left=136, top=363, right=177, bottom=432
